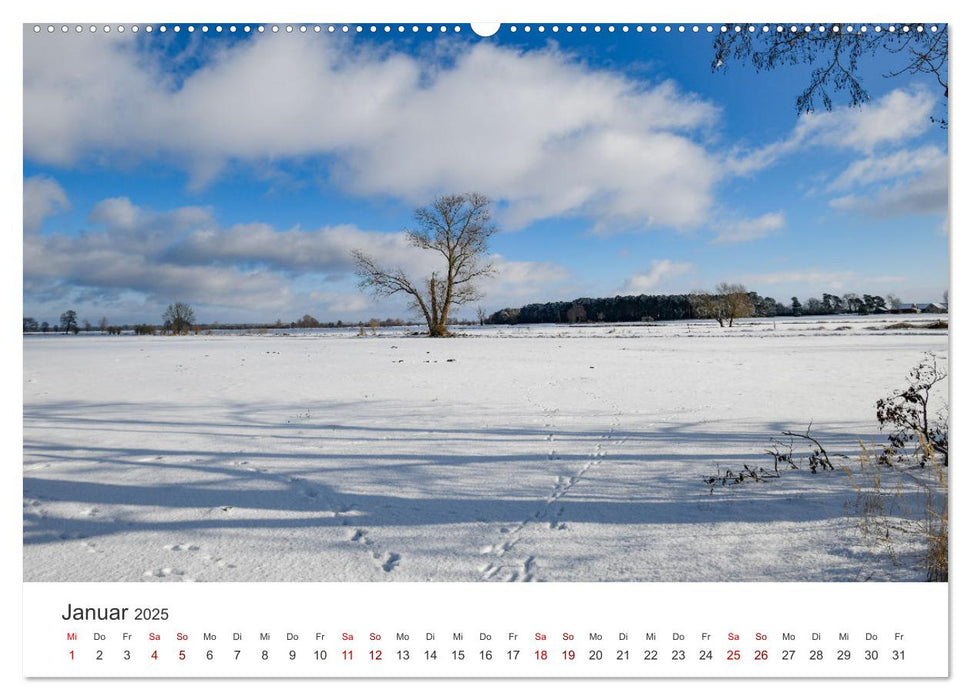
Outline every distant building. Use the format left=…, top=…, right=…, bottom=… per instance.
left=890, top=303, right=920, bottom=314
left=891, top=302, right=948, bottom=314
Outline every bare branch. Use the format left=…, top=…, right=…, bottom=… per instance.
left=713, top=24, right=947, bottom=123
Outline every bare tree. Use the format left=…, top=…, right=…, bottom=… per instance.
left=691, top=284, right=754, bottom=327
left=689, top=291, right=725, bottom=326
left=719, top=283, right=755, bottom=326
left=354, top=193, right=496, bottom=337
left=163, top=302, right=195, bottom=334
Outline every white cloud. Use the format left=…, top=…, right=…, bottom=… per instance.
left=174, top=222, right=397, bottom=274
left=825, top=145, right=947, bottom=219
left=23, top=196, right=572, bottom=322
left=24, top=32, right=720, bottom=231
left=23, top=175, right=69, bottom=232
left=480, top=258, right=572, bottom=305
left=306, top=290, right=372, bottom=315
left=724, top=87, right=938, bottom=177
left=829, top=162, right=948, bottom=219
left=619, top=260, right=693, bottom=294
left=790, top=87, right=936, bottom=153
left=88, top=197, right=142, bottom=230
left=827, top=145, right=944, bottom=191
left=710, top=211, right=785, bottom=245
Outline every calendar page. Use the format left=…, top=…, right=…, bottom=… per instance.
left=19, top=0, right=954, bottom=689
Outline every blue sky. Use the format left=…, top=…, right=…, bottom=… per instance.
left=23, top=23, right=948, bottom=324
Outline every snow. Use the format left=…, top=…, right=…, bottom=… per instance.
left=23, top=316, right=947, bottom=582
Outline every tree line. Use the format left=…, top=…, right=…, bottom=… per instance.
left=22, top=306, right=448, bottom=336
left=487, top=290, right=906, bottom=325
left=23, top=290, right=917, bottom=336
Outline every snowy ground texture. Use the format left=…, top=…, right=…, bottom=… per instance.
left=23, top=316, right=947, bottom=582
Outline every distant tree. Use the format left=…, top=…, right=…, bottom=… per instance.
left=23, top=317, right=39, bottom=333
left=748, top=292, right=777, bottom=317
left=805, top=297, right=824, bottom=315
left=822, top=293, right=844, bottom=314
left=82, top=318, right=92, bottom=332
left=40, top=321, right=50, bottom=333
left=717, top=282, right=755, bottom=327
left=162, top=302, right=195, bottom=334
left=354, top=192, right=496, bottom=337
left=565, top=303, right=587, bottom=324
left=98, top=316, right=109, bottom=333
left=476, top=306, right=487, bottom=326
left=791, top=296, right=802, bottom=316
left=943, top=289, right=949, bottom=307
left=861, top=294, right=885, bottom=314
left=488, top=307, right=521, bottom=324
left=689, top=285, right=753, bottom=327
left=295, top=314, right=320, bottom=328
left=886, top=294, right=902, bottom=310
left=842, top=294, right=862, bottom=314
left=59, top=310, right=78, bottom=334
left=689, top=292, right=725, bottom=326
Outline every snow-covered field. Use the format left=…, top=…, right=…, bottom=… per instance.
left=23, top=316, right=948, bottom=582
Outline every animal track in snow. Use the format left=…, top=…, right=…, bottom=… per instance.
left=479, top=385, right=626, bottom=581
left=348, top=528, right=402, bottom=575
left=143, top=567, right=186, bottom=579
left=164, top=543, right=200, bottom=552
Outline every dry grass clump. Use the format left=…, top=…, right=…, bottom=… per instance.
left=881, top=320, right=948, bottom=330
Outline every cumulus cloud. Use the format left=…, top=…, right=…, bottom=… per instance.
left=88, top=197, right=143, bottom=230
left=829, top=164, right=948, bottom=219
left=791, top=87, right=936, bottom=153
left=23, top=196, right=403, bottom=314
left=24, top=31, right=720, bottom=231
left=23, top=175, right=69, bottom=231
left=480, top=258, right=572, bottom=302
left=826, top=146, right=947, bottom=219
left=173, top=223, right=393, bottom=274
left=710, top=212, right=785, bottom=245
left=619, top=260, right=694, bottom=294
left=827, top=145, right=944, bottom=191
left=23, top=196, right=572, bottom=322
left=724, top=87, right=938, bottom=176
